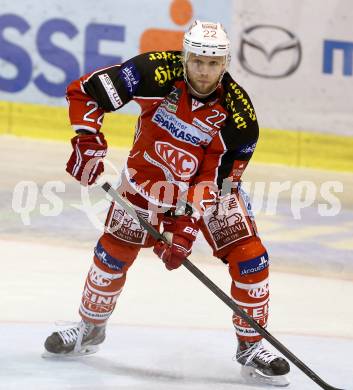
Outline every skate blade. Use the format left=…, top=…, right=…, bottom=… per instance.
left=241, top=366, right=290, bottom=387
left=41, top=345, right=99, bottom=359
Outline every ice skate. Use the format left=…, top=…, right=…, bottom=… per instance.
left=236, top=340, right=290, bottom=387
left=43, top=320, right=106, bottom=358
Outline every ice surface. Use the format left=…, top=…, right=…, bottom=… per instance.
left=0, top=323, right=352, bottom=390
left=1, top=240, right=352, bottom=390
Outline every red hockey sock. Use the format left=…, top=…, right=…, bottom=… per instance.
left=226, top=237, right=270, bottom=343
left=79, top=234, right=140, bottom=324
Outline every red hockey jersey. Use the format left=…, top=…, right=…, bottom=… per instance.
left=66, top=51, right=259, bottom=216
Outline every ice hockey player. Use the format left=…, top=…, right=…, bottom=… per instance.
left=44, top=20, right=290, bottom=386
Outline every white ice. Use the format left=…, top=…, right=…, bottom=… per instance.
left=0, top=240, right=352, bottom=390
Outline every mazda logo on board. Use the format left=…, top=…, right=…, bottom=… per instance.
left=238, top=25, right=302, bottom=78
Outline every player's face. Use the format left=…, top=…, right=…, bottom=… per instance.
left=186, top=53, right=226, bottom=96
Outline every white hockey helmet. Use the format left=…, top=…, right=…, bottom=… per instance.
left=183, top=20, right=231, bottom=58
left=183, top=20, right=231, bottom=97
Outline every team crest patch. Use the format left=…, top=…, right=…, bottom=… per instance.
left=161, top=86, right=182, bottom=113
left=167, top=86, right=182, bottom=104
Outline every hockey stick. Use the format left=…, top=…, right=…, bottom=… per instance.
left=101, top=182, right=344, bottom=390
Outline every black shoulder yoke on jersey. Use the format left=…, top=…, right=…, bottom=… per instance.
left=216, top=72, right=260, bottom=188
left=82, top=51, right=184, bottom=112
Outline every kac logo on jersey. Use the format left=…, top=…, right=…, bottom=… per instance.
left=155, top=141, right=198, bottom=178
left=152, top=107, right=204, bottom=146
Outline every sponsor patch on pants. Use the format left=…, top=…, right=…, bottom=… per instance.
left=94, top=241, right=126, bottom=271
left=203, top=193, right=252, bottom=250
left=238, top=252, right=269, bottom=277
left=106, top=202, right=152, bottom=245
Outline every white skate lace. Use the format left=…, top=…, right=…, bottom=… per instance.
left=57, top=322, right=90, bottom=345
left=238, top=343, right=278, bottom=366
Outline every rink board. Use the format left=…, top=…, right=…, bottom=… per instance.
left=1, top=100, right=353, bottom=172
